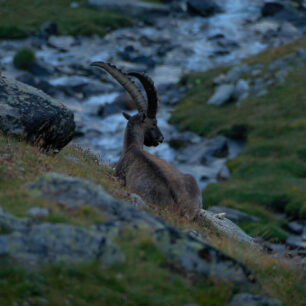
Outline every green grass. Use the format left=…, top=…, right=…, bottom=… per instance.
left=0, top=133, right=305, bottom=305
left=0, top=239, right=233, bottom=306
left=170, top=37, right=306, bottom=234
left=0, top=0, right=133, bottom=38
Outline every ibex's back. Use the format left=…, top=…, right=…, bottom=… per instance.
left=91, top=62, right=202, bottom=217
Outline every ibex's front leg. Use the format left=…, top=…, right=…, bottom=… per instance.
left=115, top=158, right=127, bottom=187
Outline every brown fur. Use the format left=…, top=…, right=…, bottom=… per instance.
left=116, top=113, right=202, bottom=218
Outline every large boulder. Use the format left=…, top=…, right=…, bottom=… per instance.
left=187, top=0, right=223, bottom=17
left=26, top=172, right=257, bottom=284
left=28, top=172, right=164, bottom=230
left=0, top=76, right=75, bottom=151
left=153, top=227, right=255, bottom=285
left=0, top=208, right=124, bottom=265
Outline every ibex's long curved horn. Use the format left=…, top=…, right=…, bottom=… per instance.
left=128, top=72, right=158, bottom=118
left=90, top=62, right=147, bottom=114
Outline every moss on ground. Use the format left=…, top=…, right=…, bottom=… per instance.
left=170, top=37, right=306, bottom=242
left=0, top=133, right=305, bottom=305
left=0, top=0, right=133, bottom=38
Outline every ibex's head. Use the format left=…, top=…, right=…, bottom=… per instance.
left=90, top=62, right=164, bottom=147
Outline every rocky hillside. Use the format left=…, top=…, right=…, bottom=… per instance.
left=171, top=37, right=306, bottom=253
left=1, top=0, right=306, bottom=305
left=0, top=72, right=305, bottom=305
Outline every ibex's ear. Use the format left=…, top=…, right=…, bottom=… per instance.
left=141, top=112, right=146, bottom=122
left=122, top=112, right=131, bottom=120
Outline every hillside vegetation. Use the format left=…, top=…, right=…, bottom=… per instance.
left=0, top=0, right=132, bottom=38
left=0, top=132, right=305, bottom=305
left=170, top=37, right=306, bottom=242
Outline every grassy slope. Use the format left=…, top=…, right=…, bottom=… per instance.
left=0, top=0, right=133, bottom=38
left=170, top=38, right=306, bottom=242
left=0, top=134, right=305, bottom=305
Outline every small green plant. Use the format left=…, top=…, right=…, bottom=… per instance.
left=13, top=48, right=36, bottom=71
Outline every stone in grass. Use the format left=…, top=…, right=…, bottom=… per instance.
left=28, top=172, right=164, bottom=230
left=0, top=76, right=75, bottom=151
left=153, top=227, right=256, bottom=286
left=207, top=84, right=235, bottom=106
left=229, top=292, right=283, bottom=306
left=0, top=206, right=124, bottom=265
left=27, top=207, right=49, bottom=218
left=0, top=223, right=124, bottom=266
left=287, top=221, right=303, bottom=235
left=234, top=79, right=249, bottom=101
left=198, top=210, right=257, bottom=246
left=208, top=206, right=259, bottom=223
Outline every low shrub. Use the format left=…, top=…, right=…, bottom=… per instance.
left=13, top=48, right=36, bottom=71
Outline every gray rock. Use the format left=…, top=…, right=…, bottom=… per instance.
left=0, top=206, right=31, bottom=233
left=208, top=206, right=259, bottom=223
left=179, top=136, right=228, bottom=165
left=226, top=65, right=250, bottom=83
left=253, top=78, right=267, bottom=93
left=251, top=69, right=262, bottom=77
left=205, top=136, right=229, bottom=158
left=26, top=173, right=259, bottom=282
left=0, top=223, right=124, bottom=265
left=187, top=0, right=223, bottom=17
left=49, top=75, right=90, bottom=97
left=27, top=207, right=49, bottom=218
left=40, top=21, right=58, bottom=37
left=229, top=293, right=283, bottom=306
left=207, top=84, right=235, bottom=106
left=186, top=229, right=211, bottom=245
left=261, top=2, right=284, bottom=17
left=280, top=22, right=300, bottom=38
left=213, top=74, right=227, bottom=85
left=98, top=93, right=135, bottom=117
left=153, top=227, right=255, bottom=285
left=130, top=193, right=147, bottom=208
left=234, top=79, right=249, bottom=101
left=0, top=76, right=75, bottom=151
left=197, top=210, right=257, bottom=246
left=48, top=36, right=78, bottom=51
left=28, top=172, right=164, bottom=230
left=286, top=235, right=306, bottom=250
left=287, top=221, right=303, bottom=235
left=217, top=165, right=231, bottom=180
left=253, top=20, right=280, bottom=35
left=275, top=69, right=288, bottom=83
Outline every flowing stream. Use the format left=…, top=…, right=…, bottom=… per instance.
left=1, top=0, right=301, bottom=189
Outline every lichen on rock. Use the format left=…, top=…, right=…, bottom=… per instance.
left=0, top=76, right=75, bottom=151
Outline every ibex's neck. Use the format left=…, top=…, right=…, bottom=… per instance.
left=123, top=121, right=144, bottom=153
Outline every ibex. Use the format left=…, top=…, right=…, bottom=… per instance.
left=91, top=62, right=202, bottom=218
